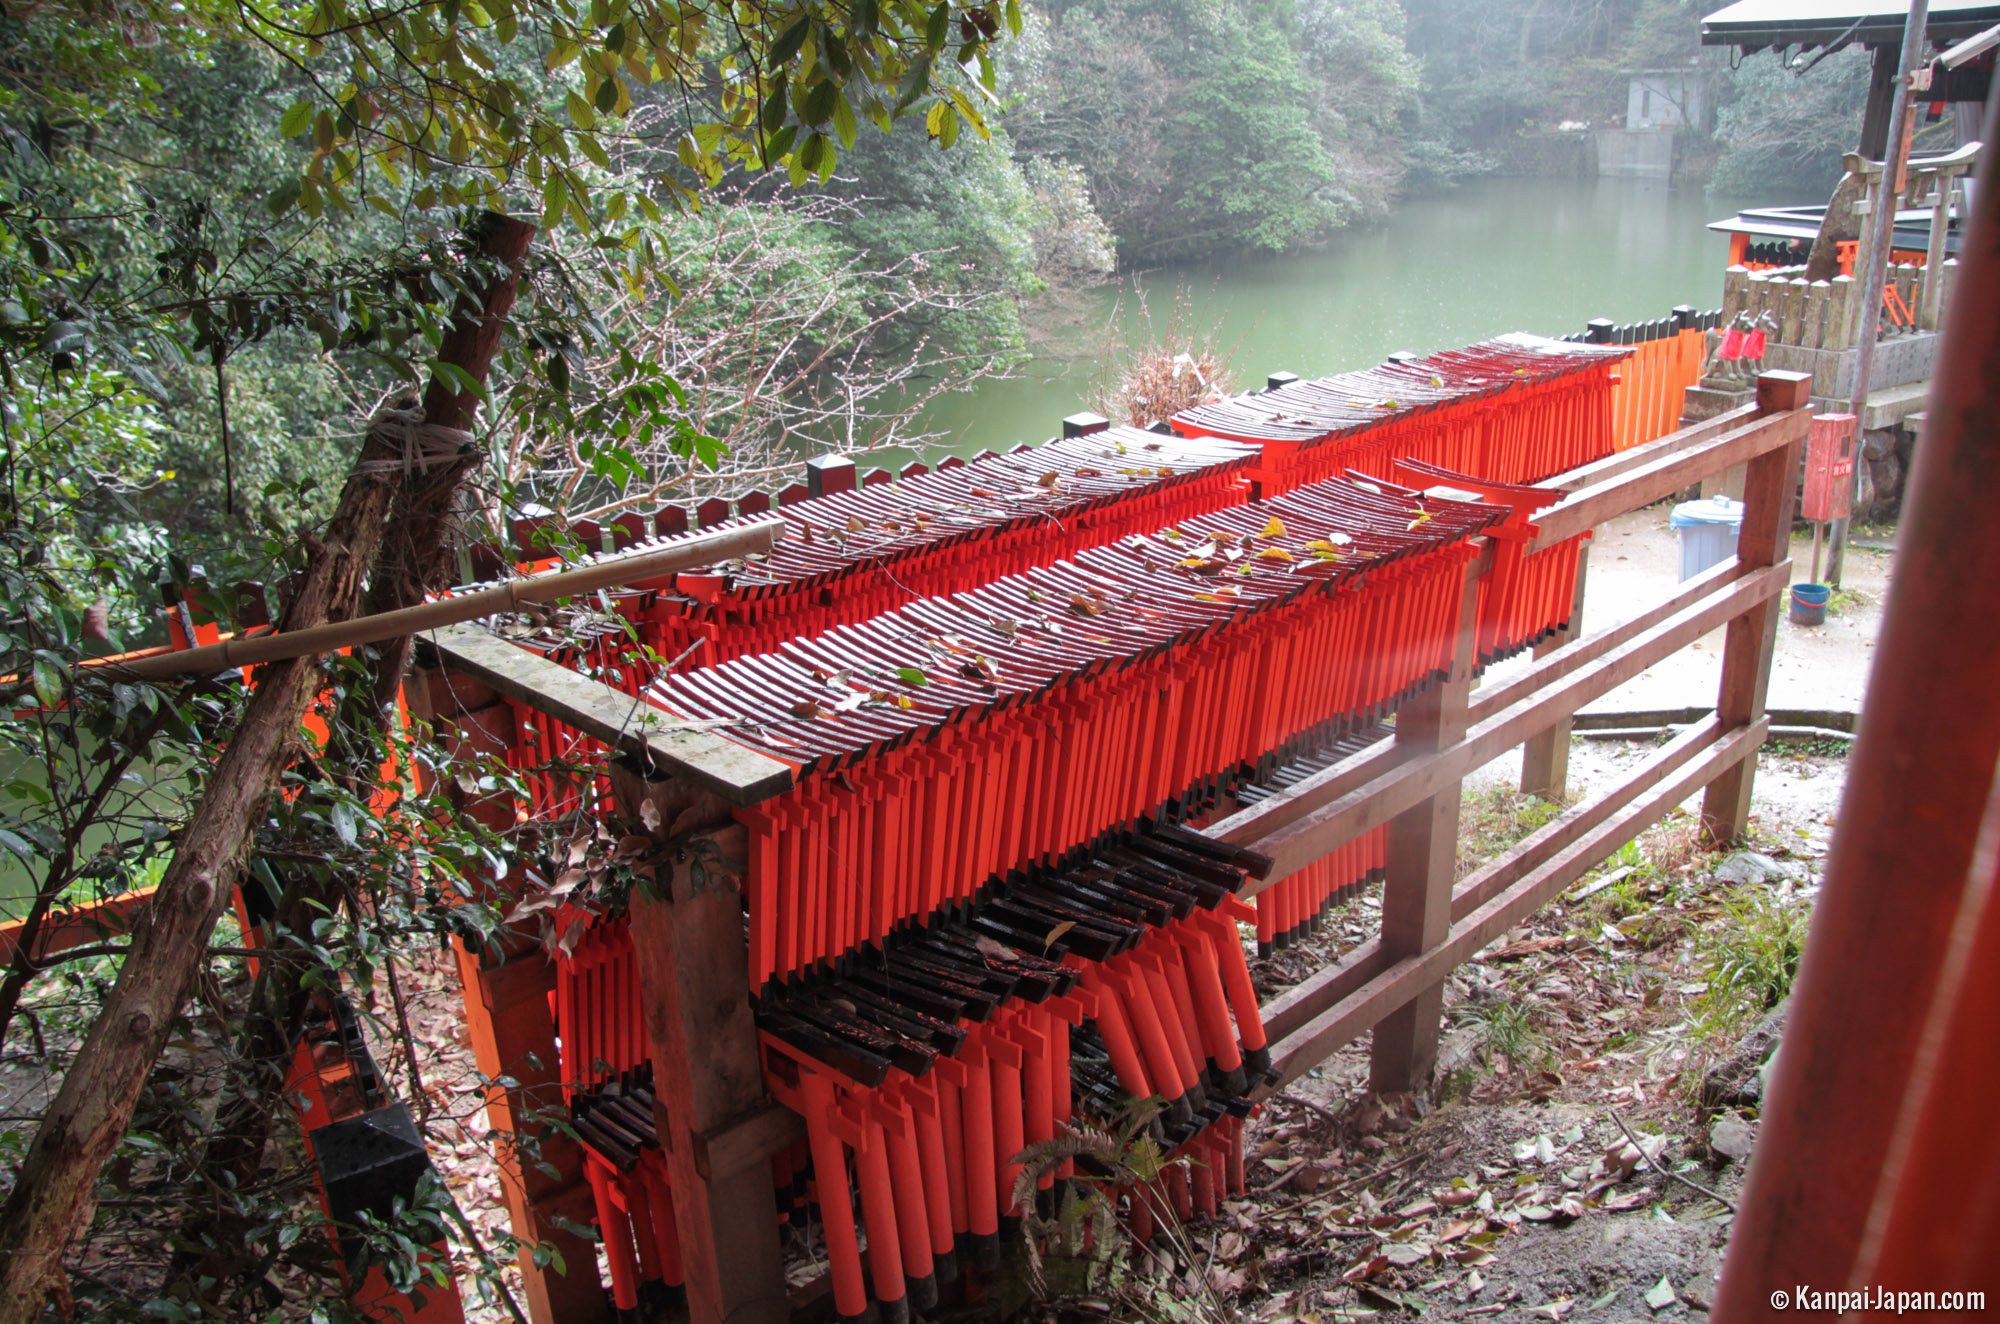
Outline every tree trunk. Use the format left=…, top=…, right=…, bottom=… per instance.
left=160, top=212, right=536, bottom=1303
left=0, top=213, right=535, bottom=1324
left=368, top=212, right=537, bottom=717
left=0, top=429, right=408, bottom=1324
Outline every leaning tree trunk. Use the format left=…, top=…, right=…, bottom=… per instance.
left=0, top=214, right=535, bottom=1324
left=0, top=426, right=409, bottom=1324
left=160, top=213, right=536, bottom=1304
left=368, top=212, right=538, bottom=717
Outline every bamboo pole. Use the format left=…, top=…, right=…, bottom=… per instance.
left=1826, top=0, right=1930, bottom=588
left=109, top=517, right=785, bottom=681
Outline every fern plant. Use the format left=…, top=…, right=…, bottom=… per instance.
left=1007, top=1099, right=1240, bottom=1324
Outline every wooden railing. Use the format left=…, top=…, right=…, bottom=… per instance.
left=1198, top=370, right=1813, bottom=1095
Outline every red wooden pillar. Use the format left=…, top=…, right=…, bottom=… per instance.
left=452, top=941, right=610, bottom=1324
left=1713, top=128, right=2000, bottom=1317
left=420, top=658, right=610, bottom=1324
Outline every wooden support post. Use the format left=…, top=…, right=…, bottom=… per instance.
left=1369, top=550, right=1485, bottom=1094
left=1520, top=543, right=1591, bottom=801
left=452, top=941, right=610, bottom=1324
left=1702, top=372, right=1810, bottom=847
left=613, top=762, right=788, bottom=1324
left=430, top=677, right=610, bottom=1324
left=1859, top=42, right=1900, bottom=160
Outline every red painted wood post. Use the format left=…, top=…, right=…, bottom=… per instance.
left=1368, top=548, right=1486, bottom=1093
left=451, top=942, right=609, bottom=1324
left=1712, top=163, right=2000, bottom=1315
left=807, top=453, right=858, bottom=499
left=1700, top=370, right=1810, bottom=847
left=613, top=762, right=788, bottom=1324
left=426, top=666, right=611, bottom=1324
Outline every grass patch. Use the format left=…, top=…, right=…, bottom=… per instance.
left=1693, top=889, right=1810, bottom=1037
left=1450, top=992, right=1548, bottom=1074
left=1457, top=786, right=1567, bottom=879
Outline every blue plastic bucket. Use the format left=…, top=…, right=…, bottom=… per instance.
left=1790, top=582, right=1831, bottom=626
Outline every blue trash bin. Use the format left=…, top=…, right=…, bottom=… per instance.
left=1669, top=497, right=1745, bottom=582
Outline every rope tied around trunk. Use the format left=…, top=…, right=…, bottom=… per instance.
left=350, top=406, right=477, bottom=478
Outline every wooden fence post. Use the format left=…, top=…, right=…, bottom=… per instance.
left=1701, top=371, right=1811, bottom=847
left=1369, top=549, right=1487, bottom=1093
left=613, top=762, right=789, bottom=1324
left=1520, top=543, right=1592, bottom=801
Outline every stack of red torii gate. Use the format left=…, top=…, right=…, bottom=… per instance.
left=421, top=333, right=1627, bottom=1324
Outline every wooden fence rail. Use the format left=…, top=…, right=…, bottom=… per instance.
left=1199, top=370, right=1810, bottom=1101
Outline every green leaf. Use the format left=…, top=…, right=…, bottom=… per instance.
left=851, top=0, right=878, bottom=37
left=925, top=1, right=951, bottom=51
left=542, top=171, right=568, bottom=225
left=832, top=93, right=857, bottom=148
left=566, top=90, right=595, bottom=129
left=761, top=75, right=790, bottom=134
left=800, top=78, right=838, bottom=125
left=895, top=54, right=933, bottom=111
left=768, top=15, right=811, bottom=66
left=266, top=177, right=303, bottom=217
left=894, top=666, right=928, bottom=686
left=280, top=101, right=315, bottom=137
left=796, top=131, right=825, bottom=176
left=30, top=660, right=63, bottom=708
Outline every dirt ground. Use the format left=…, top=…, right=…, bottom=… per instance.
left=401, top=508, right=1880, bottom=1323
left=1475, top=503, right=1892, bottom=722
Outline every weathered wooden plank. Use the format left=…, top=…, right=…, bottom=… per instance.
left=692, top=1101, right=808, bottom=1182
left=1701, top=410, right=1804, bottom=845
left=1237, top=563, right=1790, bottom=888
left=431, top=623, right=793, bottom=805
left=1260, top=938, right=1392, bottom=1043
left=1371, top=553, right=1482, bottom=1091
left=1458, top=716, right=1726, bottom=918
left=617, top=763, right=789, bottom=1324
left=1265, top=716, right=1730, bottom=1047
left=1205, top=740, right=1408, bottom=848
left=1520, top=542, right=1591, bottom=800
left=1212, top=554, right=1761, bottom=860
left=1468, top=553, right=1748, bottom=726
left=1542, top=402, right=1759, bottom=494
left=1530, top=406, right=1812, bottom=550
left=1263, top=718, right=1771, bottom=1089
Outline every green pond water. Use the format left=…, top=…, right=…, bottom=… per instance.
left=907, top=175, right=1814, bottom=464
